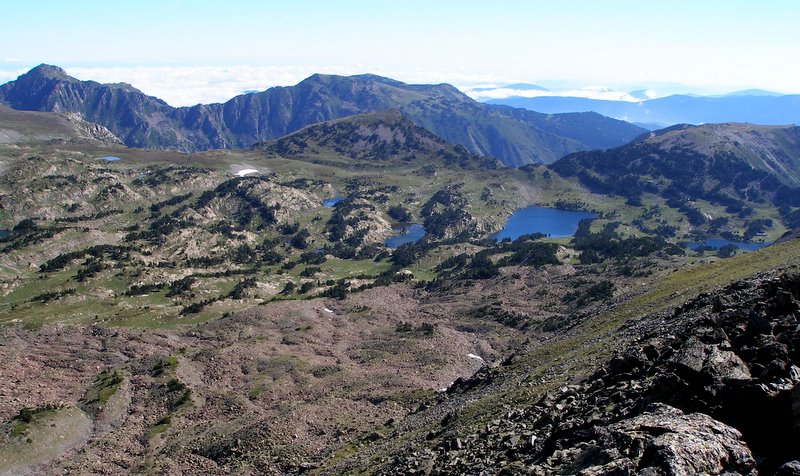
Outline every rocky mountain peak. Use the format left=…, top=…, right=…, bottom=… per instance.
left=24, top=63, right=76, bottom=82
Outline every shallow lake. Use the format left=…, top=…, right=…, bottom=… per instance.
left=101, top=156, right=121, bottom=162
left=491, top=206, right=597, bottom=241
left=322, top=196, right=344, bottom=208
left=686, top=238, right=769, bottom=252
left=385, top=224, right=426, bottom=249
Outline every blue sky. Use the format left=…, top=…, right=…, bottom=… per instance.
left=2, top=0, right=798, bottom=106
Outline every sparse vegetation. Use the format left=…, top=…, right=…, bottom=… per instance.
left=0, top=94, right=798, bottom=476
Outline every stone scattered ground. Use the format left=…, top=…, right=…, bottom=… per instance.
left=371, top=270, right=800, bottom=475
left=0, top=250, right=687, bottom=475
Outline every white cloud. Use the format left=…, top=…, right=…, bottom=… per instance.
left=461, top=85, right=661, bottom=102
left=0, top=63, right=766, bottom=108
left=61, top=66, right=531, bottom=107
left=0, top=68, right=31, bottom=85
left=0, top=63, right=523, bottom=106
left=0, top=65, right=518, bottom=107
left=0, top=63, right=658, bottom=108
left=64, top=65, right=334, bottom=107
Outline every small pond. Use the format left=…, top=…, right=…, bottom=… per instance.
left=322, top=196, right=344, bottom=208
left=101, top=156, right=121, bottom=162
left=385, top=224, right=426, bottom=249
left=491, top=206, right=597, bottom=241
left=686, top=238, right=769, bottom=252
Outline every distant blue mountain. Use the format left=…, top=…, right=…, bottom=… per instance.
left=723, top=89, right=783, bottom=97
left=486, top=94, right=800, bottom=126
left=632, top=122, right=667, bottom=131
left=627, top=90, right=654, bottom=101
left=502, top=83, right=549, bottom=91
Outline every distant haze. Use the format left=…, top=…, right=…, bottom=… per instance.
left=1, top=0, right=798, bottom=106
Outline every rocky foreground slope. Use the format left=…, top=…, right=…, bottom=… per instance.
left=375, top=268, right=800, bottom=475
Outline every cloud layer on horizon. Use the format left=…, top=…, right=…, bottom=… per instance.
left=0, top=64, right=775, bottom=108
left=462, top=85, right=659, bottom=102
left=68, top=65, right=341, bottom=107
left=0, top=64, right=529, bottom=107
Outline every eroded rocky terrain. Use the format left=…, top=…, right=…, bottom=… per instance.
left=373, top=270, right=800, bottom=475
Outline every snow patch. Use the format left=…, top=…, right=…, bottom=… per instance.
left=235, top=168, right=259, bottom=177
left=467, top=353, right=484, bottom=361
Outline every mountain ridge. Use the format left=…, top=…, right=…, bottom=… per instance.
left=549, top=122, right=800, bottom=238
left=0, top=65, right=646, bottom=166
left=255, top=109, right=503, bottom=170
left=632, top=122, right=800, bottom=186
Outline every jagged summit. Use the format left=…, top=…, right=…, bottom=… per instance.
left=294, top=71, right=470, bottom=103
left=24, top=63, right=75, bottom=81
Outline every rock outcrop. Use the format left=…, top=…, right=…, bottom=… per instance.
left=380, top=271, right=800, bottom=474
left=63, top=112, right=123, bottom=144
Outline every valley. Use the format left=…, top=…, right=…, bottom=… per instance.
left=0, top=66, right=798, bottom=475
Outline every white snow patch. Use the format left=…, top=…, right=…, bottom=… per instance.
left=322, top=307, right=334, bottom=313
left=235, top=168, right=259, bottom=177
left=467, top=353, right=484, bottom=361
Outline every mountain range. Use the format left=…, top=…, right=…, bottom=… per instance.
left=2, top=62, right=800, bottom=474
left=487, top=93, right=800, bottom=129
left=0, top=65, right=645, bottom=167
left=551, top=122, right=800, bottom=185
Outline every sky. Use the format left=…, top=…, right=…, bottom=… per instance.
left=1, top=0, right=798, bottom=106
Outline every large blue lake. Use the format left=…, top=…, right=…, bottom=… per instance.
left=686, top=238, right=768, bottom=252
left=385, top=224, right=426, bottom=249
left=491, top=206, right=597, bottom=241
